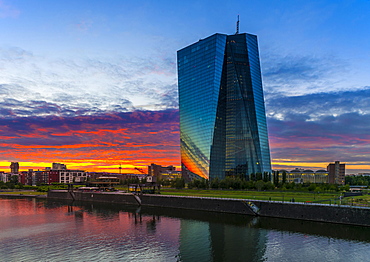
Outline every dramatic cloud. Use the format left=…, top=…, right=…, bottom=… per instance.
left=266, top=87, right=370, bottom=121
left=261, top=54, right=351, bottom=96
left=0, top=109, right=180, bottom=172
left=0, top=47, right=178, bottom=117
left=266, top=88, right=370, bottom=173
left=0, top=46, right=368, bottom=174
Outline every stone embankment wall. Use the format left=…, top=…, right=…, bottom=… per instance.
left=47, top=191, right=370, bottom=227
left=48, top=190, right=138, bottom=205
left=141, top=194, right=255, bottom=215
left=255, top=201, right=370, bottom=226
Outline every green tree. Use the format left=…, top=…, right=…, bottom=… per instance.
left=210, top=178, right=220, bottom=189
left=273, top=171, right=279, bottom=186
left=5, top=182, right=15, bottom=189
left=308, top=184, right=316, bottom=191
left=171, top=178, right=185, bottom=189
left=219, top=179, right=228, bottom=189
left=10, top=175, right=19, bottom=184
left=263, top=172, right=270, bottom=182
left=193, top=179, right=201, bottom=188
left=198, top=179, right=208, bottom=189
left=282, top=171, right=287, bottom=184
left=263, top=181, right=275, bottom=190
left=255, top=180, right=264, bottom=191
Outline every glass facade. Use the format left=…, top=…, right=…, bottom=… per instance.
left=177, top=33, right=271, bottom=180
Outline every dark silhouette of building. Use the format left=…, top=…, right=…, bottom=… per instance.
left=52, top=162, right=67, bottom=170
left=10, top=162, right=19, bottom=174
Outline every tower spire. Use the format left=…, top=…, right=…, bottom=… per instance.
left=236, top=15, right=240, bottom=34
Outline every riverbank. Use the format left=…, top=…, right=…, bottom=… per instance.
left=160, top=188, right=341, bottom=203
left=46, top=190, right=370, bottom=227
left=0, top=192, right=47, bottom=198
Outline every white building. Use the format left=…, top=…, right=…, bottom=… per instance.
left=59, top=170, right=88, bottom=184
left=0, top=173, right=9, bottom=182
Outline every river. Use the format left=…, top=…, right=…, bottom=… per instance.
left=0, top=197, right=369, bottom=261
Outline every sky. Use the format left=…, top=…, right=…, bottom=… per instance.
left=0, top=0, right=369, bottom=174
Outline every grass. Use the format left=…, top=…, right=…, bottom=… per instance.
left=160, top=188, right=341, bottom=203
left=347, top=194, right=370, bottom=207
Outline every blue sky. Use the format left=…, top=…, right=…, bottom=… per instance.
left=0, top=0, right=369, bottom=173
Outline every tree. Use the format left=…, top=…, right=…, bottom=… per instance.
left=10, top=175, right=19, bottom=184
left=339, top=184, right=350, bottom=191
left=273, top=171, right=279, bottom=186
left=308, top=184, right=316, bottom=191
left=210, top=177, right=220, bottom=189
left=263, top=181, right=275, bottom=190
left=282, top=171, right=287, bottom=184
left=198, top=179, right=208, bottom=189
left=255, top=180, right=264, bottom=191
left=5, top=182, right=15, bottom=189
left=193, top=179, right=201, bottom=188
left=171, top=178, right=185, bottom=189
left=219, top=179, right=228, bottom=189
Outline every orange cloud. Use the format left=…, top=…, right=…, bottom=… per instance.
left=0, top=110, right=180, bottom=173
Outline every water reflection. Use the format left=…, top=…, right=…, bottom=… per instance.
left=0, top=198, right=369, bottom=262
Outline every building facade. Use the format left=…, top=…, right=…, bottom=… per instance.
left=59, top=169, right=88, bottom=184
left=177, top=32, right=271, bottom=180
left=327, top=161, right=345, bottom=185
left=276, top=169, right=329, bottom=184
left=148, top=163, right=177, bottom=180
left=10, top=162, right=19, bottom=174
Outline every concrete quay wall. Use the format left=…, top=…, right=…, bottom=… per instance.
left=255, top=201, right=370, bottom=226
left=47, top=191, right=255, bottom=215
left=48, top=190, right=138, bottom=205
left=141, top=194, right=255, bottom=215
left=47, top=191, right=370, bottom=226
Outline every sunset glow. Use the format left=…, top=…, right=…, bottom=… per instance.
left=0, top=1, right=369, bottom=174
left=0, top=110, right=180, bottom=173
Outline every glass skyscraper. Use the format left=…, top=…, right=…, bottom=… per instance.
left=177, top=32, right=271, bottom=180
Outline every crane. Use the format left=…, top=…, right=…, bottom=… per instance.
left=135, top=167, right=147, bottom=175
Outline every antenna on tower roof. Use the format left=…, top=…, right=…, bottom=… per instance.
left=236, top=15, right=240, bottom=34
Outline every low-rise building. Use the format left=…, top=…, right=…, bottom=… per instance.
left=0, top=172, right=9, bottom=183
left=160, top=171, right=182, bottom=181
left=89, top=172, right=144, bottom=184
left=59, top=169, right=88, bottom=184
left=276, top=168, right=329, bottom=184
left=148, top=163, right=178, bottom=180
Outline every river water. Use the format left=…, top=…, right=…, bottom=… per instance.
left=0, top=197, right=369, bottom=262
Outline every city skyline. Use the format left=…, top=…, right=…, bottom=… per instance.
left=0, top=0, right=370, bottom=173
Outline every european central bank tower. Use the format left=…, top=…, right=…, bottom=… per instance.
left=177, top=32, right=271, bottom=180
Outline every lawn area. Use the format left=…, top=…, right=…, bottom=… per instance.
left=160, top=188, right=341, bottom=203
left=347, top=194, right=370, bottom=207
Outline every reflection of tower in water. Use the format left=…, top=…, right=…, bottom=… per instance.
left=179, top=219, right=266, bottom=261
